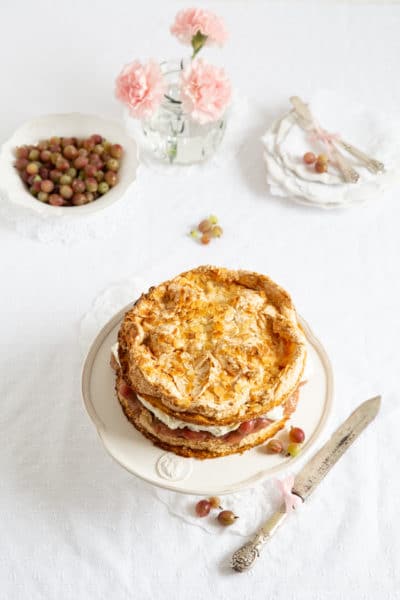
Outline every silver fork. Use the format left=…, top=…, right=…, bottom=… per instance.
left=328, top=141, right=360, bottom=183
left=336, top=139, right=384, bottom=174
left=290, top=96, right=384, bottom=179
left=295, top=113, right=360, bottom=183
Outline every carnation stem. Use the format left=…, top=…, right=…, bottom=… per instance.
left=191, top=46, right=202, bottom=59
left=164, top=94, right=182, bottom=104
left=191, top=32, right=207, bottom=59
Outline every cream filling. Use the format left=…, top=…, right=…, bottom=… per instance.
left=302, top=353, right=313, bottom=381
left=112, top=342, right=285, bottom=436
left=136, top=393, right=284, bottom=436
left=111, top=342, right=119, bottom=363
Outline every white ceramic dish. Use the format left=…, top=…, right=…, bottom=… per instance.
left=0, top=113, right=139, bottom=217
left=82, top=305, right=333, bottom=495
left=262, top=90, right=400, bottom=209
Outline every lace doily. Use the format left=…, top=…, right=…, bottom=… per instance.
left=0, top=187, right=141, bottom=244
left=79, top=276, right=150, bottom=356
left=153, top=479, right=296, bottom=538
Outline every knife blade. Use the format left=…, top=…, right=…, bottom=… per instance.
left=231, top=396, right=381, bottom=572
left=292, top=396, right=380, bottom=500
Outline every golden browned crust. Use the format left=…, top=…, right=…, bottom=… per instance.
left=116, top=375, right=300, bottom=459
left=118, top=266, right=307, bottom=424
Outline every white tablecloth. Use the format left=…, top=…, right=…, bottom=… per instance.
left=1, top=1, right=400, bottom=598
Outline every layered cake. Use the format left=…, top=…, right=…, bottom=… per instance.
left=111, top=266, right=307, bottom=459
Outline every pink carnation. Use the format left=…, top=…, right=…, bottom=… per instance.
left=180, top=59, right=232, bottom=124
left=115, top=60, right=165, bottom=119
left=171, top=8, right=228, bottom=47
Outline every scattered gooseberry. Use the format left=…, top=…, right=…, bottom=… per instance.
left=195, top=499, right=211, bottom=517
left=266, top=439, right=283, bottom=454
left=315, top=161, right=328, bottom=174
left=289, top=427, right=305, bottom=443
left=303, top=152, right=316, bottom=165
left=287, top=442, right=302, bottom=457
left=198, top=219, right=212, bottom=233
left=211, top=225, right=223, bottom=238
left=208, top=496, right=221, bottom=509
left=217, top=510, right=238, bottom=526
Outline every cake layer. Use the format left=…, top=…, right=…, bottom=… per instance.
left=118, top=266, right=307, bottom=422
left=116, top=375, right=300, bottom=459
left=112, top=343, right=286, bottom=429
left=136, top=392, right=285, bottom=436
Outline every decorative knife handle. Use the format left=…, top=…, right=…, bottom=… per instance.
left=231, top=507, right=288, bottom=572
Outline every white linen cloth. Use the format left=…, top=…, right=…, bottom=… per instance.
left=1, top=1, right=400, bottom=599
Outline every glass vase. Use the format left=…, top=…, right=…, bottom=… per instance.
left=141, top=60, right=227, bottom=165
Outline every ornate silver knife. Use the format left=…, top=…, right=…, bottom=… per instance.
left=290, top=96, right=384, bottom=176
left=231, top=396, right=381, bottom=573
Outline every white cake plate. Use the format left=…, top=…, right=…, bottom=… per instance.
left=82, top=305, right=333, bottom=495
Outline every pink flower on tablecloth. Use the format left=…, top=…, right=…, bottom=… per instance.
left=180, top=59, right=232, bottom=124
left=115, top=60, right=165, bottom=119
left=171, top=8, right=228, bottom=54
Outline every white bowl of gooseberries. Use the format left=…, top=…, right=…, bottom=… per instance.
left=0, top=113, right=139, bottom=218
